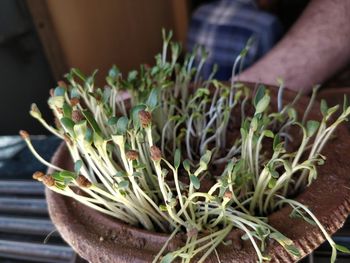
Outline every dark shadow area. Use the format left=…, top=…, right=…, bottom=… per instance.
left=0, top=0, right=55, bottom=135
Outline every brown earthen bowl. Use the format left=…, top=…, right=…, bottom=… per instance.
left=46, top=85, right=350, bottom=263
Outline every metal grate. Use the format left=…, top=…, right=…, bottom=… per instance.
left=0, top=180, right=349, bottom=262
left=0, top=180, right=84, bottom=263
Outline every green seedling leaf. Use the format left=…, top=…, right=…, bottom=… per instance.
left=320, top=99, right=328, bottom=117
left=93, top=130, right=104, bottom=146
left=108, top=65, right=120, bottom=79
left=174, top=149, right=181, bottom=169
left=225, top=160, right=235, bottom=175
left=71, top=68, right=87, bottom=81
left=115, top=171, right=126, bottom=178
left=55, top=182, right=66, bottom=190
left=132, top=172, right=142, bottom=177
left=254, top=85, right=266, bottom=106
left=270, top=232, right=301, bottom=257
left=81, top=110, right=102, bottom=135
left=270, top=232, right=293, bottom=246
left=48, top=96, right=65, bottom=108
left=70, top=87, right=80, bottom=98
left=335, top=244, right=350, bottom=254
left=146, top=88, right=159, bottom=110
left=256, top=227, right=270, bottom=241
left=290, top=208, right=316, bottom=226
left=160, top=253, right=175, bottom=263
left=74, top=160, right=83, bottom=173
left=103, top=86, right=111, bottom=104
left=119, top=180, right=129, bottom=189
left=63, top=102, right=72, bottom=118
left=200, top=150, right=212, bottom=166
left=106, top=76, right=114, bottom=87
left=87, top=70, right=98, bottom=85
left=190, top=175, right=200, bottom=190
left=306, top=120, right=320, bottom=137
left=127, top=70, right=138, bottom=82
left=273, top=135, right=281, bottom=150
left=167, top=198, right=178, bottom=208
left=285, top=244, right=301, bottom=258
left=85, top=127, right=93, bottom=143
left=219, top=185, right=227, bottom=197
left=162, top=169, right=169, bottom=177
left=51, top=172, right=64, bottom=182
left=326, top=105, right=339, bottom=119
left=251, top=117, right=258, bottom=131
left=60, top=171, right=75, bottom=178
left=159, top=204, right=168, bottom=212
left=195, top=88, right=210, bottom=97
left=276, top=77, right=284, bottom=86
left=131, top=104, right=146, bottom=129
left=54, top=87, right=65, bottom=96
left=166, top=191, right=173, bottom=201
left=268, top=177, right=277, bottom=188
left=107, top=116, right=118, bottom=126
left=169, top=115, right=183, bottom=122
left=116, top=116, right=129, bottom=135
left=134, top=163, right=146, bottom=170
left=183, top=159, right=191, bottom=172
left=287, top=108, right=297, bottom=121
left=240, top=127, right=247, bottom=138
left=60, top=117, right=75, bottom=136
left=255, top=94, right=270, bottom=115
left=264, top=130, right=274, bottom=138
left=73, top=120, right=87, bottom=139
left=52, top=171, right=75, bottom=183
left=150, top=66, right=159, bottom=76
left=30, top=103, right=42, bottom=119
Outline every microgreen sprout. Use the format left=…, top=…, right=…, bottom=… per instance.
left=22, top=31, right=350, bottom=263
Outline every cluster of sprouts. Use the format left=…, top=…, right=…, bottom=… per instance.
left=22, top=31, right=350, bottom=262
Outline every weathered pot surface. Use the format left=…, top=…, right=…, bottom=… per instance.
left=46, top=85, right=350, bottom=263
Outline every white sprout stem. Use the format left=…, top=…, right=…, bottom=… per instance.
left=230, top=54, right=242, bottom=89
left=152, top=226, right=181, bottom=263
left=23, top=137, right=63, bottom=172
left=302, top=85, right=320, bottom=126
left=276, top=197, right=337, bottom=262
left=197, top=225, right=233, bottom=263
left=36, top=117, right=64, bottom=139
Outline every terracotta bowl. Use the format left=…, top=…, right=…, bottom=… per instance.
left=46, top=86, right=350, bottom=263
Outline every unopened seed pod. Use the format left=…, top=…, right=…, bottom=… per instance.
left=224, top=191, right=233, bottom=200
left=126, top=150, right=139, bottom=161
left=33, top=171, right=45, bottom=181
left=70, top=98, right=80, bottom=106
left=76, top=175, right=92, bottom=188
left=138, top=110, right=152, bottom=128
left=19, top=130, right=30, bottom=140
left=150, top=146, right=162, bottom=161
left=72, top=110, right=84, bottom=123
left=42, top=175, right=55, bottom=187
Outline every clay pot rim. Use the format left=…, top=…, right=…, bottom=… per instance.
left=46, top=84, right=350, bottom=263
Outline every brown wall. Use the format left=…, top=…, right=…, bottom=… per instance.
left=40, top=0, right=187, bottom=83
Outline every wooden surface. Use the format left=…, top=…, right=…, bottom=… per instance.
left=26, top=0, right=68, bottom=81
left=27, top=0, right=189, bottom=83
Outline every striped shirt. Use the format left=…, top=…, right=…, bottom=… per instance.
left=187, top=0, right=283, bottom=80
